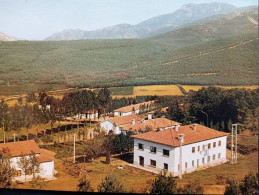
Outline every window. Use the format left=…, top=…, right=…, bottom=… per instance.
left=25, top=169, right=32, bottom=175
left=16, top=170, right=21, bottom=177
left=164, top=163, right=168, bottom=170
left=198, top=146, right=200, bottom=152
left=203, top=145, right=205, bottom=151
left=197, top=159, right=199, bottom=167
left=178, top=164, right=180, bottom=170
left=185, top=162, right=188, bottom=169
left=208, top=143, right=211, bottom=149
left=218, top=153, right=221, bottom=159
left=150, top=146, right=156, bottom=153
left=202, top=158, right=205, bottom=164
left=213, top=154, right=216, bottom=160
left=207, top=156, right=210, bottom=162
left=192, top=160, right=194, bottom=167
left=213, top=142, right=216, bottom=148
left=163, top=149, right=169, bottom=156
left=138, top=143, right=144, bottom=150
left=218, top=141, right=221, bottom=146
left=150, top=160, right=156, bottom=167
left=192, top=147, right=195, bottom=153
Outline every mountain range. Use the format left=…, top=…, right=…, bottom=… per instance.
left=0, top=32, right=15, bottom=41
left=45, top=2, right=238, bottom=41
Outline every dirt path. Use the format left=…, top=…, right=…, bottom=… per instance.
left=162, top=38, right=258, bottom=66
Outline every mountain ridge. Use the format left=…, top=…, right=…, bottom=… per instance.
left=0, top=32, right=16, bottom=41
left=45, top=2, right=238, bottom=41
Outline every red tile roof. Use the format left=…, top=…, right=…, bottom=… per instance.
left=0, top=140, right=41, bottom=157
left=0, top=140, right=55, bottom=163
left=37, top=153, right=54, bottom=163
left=109, top=115, right=142, bottom=126
left=114, top=101, right=156, bottom=113
left=122, top=118, right=180, bottom=132
left=132, top=124, right=229, bottom=147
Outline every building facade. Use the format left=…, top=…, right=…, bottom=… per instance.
left=132, top=124, right=228, bottom=176
left=100, top=115, right=142, bottom=134
left=0, top=140, right=56, bottom=182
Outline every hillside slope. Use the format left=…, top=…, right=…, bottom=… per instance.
left=45, top=2, right=237, bottom=40
left=0, top=8, right=257, bottom=91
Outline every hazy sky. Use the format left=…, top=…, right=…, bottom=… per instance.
left=0, top=0, right=257, bottom=40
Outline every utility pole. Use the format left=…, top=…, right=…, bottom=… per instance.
left=73, top=133, right=76, bottom=163
left=178, top=134, right=184, bottom=179
left=231, top=124, right=238, bottom=164
left=13, top=133, right=16, bottom=142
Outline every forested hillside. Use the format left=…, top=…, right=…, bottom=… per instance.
left=0, top=8, right=257, bottom=93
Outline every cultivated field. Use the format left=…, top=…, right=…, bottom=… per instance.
left=133, top=85, right=183, bottom=96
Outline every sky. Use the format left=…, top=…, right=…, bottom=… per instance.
left=0, top=0, right=257, bottom=40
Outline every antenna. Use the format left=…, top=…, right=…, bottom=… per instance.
left=231, top=124, right=238, bottom=164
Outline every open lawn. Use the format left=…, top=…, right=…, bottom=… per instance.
left=15, top=149, right=258, bottom=194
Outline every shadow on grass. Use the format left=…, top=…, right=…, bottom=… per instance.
left=114, top=152, right=133, bottom=164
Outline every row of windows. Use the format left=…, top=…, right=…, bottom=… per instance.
left=150, top=159, right=168, bottom=170
left=15, top=169, right=34, bottom=177
left=192, top=141, right=222, bottom=153
left=138, top=143, right=169, bottom=156
left=143, top=153, right=221, bottom=171
left=180, top=153, right=221, bottom=169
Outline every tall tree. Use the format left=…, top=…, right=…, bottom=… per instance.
left=17, top=155, right=30, bottom=182
left=0, top=148, right=15, bottom=188
left=97, top=87, right=112, bottom=119
left=0, top=100, right=9, bottom=142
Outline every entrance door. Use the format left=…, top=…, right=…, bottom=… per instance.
left=139, top=156, right=144, bottom=166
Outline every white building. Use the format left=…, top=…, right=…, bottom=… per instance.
left=100, top=115, right=142, bottom=134
left=0, top=140, right=56, bottom=182
left=121, top=118, right=180, bottom=134
left=132, top=124, right=228, bottom=177
left=114, top=101, right=156, bottom=116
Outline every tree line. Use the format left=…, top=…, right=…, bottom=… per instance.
left=159, top=87, right=258, bottom=132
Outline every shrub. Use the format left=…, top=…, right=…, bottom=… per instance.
left=150, top=171, right=177, bottom=194
left=98, top=175, right=125, bottom=193
left=77, top=176, right=94, bottom=192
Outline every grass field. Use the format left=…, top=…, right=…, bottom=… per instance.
left=15, top=150, right=258, bottom=194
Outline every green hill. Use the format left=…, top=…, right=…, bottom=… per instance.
left=0, top=8, right=257, bottom=94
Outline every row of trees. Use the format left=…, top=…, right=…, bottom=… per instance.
left=161, top=87, right=258, bottom=131
left=77, top=171, right=258, bottom=194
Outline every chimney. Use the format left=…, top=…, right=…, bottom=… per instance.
left=175, top=124, right=180, bottom=131
left=132, top=119, right=135, bottom=125
left=193, top=123, right=197, bottom=131
left=141, top=119, right=145, bottom=124
left=178, top=134, right=184, bottom=144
